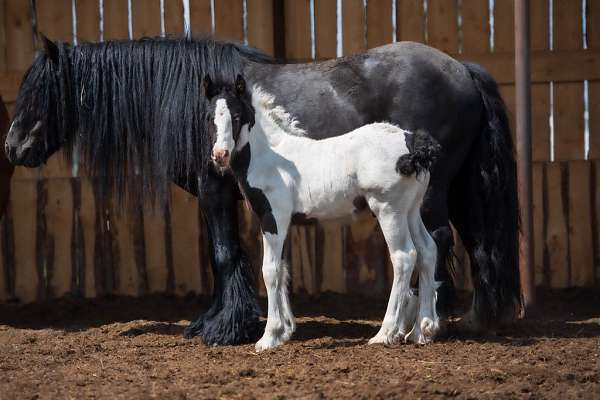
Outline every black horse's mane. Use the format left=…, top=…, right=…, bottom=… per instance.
left=23, top=36, right=272, bottom=206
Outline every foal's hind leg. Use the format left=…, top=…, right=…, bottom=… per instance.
left=406, top=204, right=440, bottom=344
left=367, top=196, right=418, bottom=345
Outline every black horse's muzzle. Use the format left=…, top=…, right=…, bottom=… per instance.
left=4, top=126, right=45, bottom=167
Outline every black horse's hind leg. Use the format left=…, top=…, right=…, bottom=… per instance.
left=421, top=182, right=456, bottom=319
left=183, top=170, right=261, bottom=345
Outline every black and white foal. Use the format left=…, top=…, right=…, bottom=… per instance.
left=206, top=75, right=442, bottom=351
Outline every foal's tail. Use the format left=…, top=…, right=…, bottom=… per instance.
left=450, top=62, right=521, bottom=327
left=396, top=129, right=441, bottom=178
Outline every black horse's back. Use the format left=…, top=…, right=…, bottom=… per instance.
left=449, top=62, right=521, bottom=326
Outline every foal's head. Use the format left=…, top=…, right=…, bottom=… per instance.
left=205, top=74, right=254, bottom=170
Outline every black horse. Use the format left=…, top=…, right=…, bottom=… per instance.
left=4, top=35, right=520, bottom=345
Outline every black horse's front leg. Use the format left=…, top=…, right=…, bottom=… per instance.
left=183, top=170, right=261, bottom=345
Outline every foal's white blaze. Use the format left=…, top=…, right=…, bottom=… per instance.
left=211, top=98, right=234, bottom=161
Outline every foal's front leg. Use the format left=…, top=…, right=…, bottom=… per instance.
left=255, top=212, right=293, bottom=352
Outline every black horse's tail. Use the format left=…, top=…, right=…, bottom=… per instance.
left=450, top=62, right=521, bottom=327
left=396, top=129, right=441, bottom=178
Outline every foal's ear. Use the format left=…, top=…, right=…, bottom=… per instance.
left=202, top=75, right=213, bottom=99
left=235, top=74, right=246, bottom=96
left=39, top=33, right=59, bottom=64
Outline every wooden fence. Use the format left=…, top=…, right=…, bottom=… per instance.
left=0, top=0, right=599, bottom=303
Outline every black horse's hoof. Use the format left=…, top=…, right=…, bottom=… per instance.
left=184, top=305, right=261, bottom=345
left=184, top=254, right=262, bottom=345
left=183, top=318, right=204, bottom=339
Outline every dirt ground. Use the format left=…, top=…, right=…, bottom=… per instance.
left=1, top=290, right=599, bottom=400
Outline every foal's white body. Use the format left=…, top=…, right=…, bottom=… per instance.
left=213, top=87, right=440, bottom=351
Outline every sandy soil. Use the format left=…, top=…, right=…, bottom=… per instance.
left=1, top=289, right=599, bottom=399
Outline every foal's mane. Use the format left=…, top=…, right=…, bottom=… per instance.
left=251, top=86, right=307, bottom=137
left=28, top=36, right=273, bottom=206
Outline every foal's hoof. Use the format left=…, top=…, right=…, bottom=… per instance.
left=368, top=327, right=405, bottom=345
left=255, top=334, right=285, bottom=352
left=405, top=317, right=438, bottom=345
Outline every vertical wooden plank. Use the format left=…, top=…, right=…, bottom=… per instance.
left=493, top=0, right=514, bottom=52
left=343, top=0, right=366, bottom=56
left=170, top=185, right=202, bottom=295
left=594, top=161, right=600, bottom=284
left=397, top=0, right=424, bottom=42
left=345, top=216, right=388, bottom=296
left=11, top=180, right=39, bottom=302
left=532, top=162, right=545, bottom=286
left=366, top=0, right=392, bottom=48
left=46, top=178, right=73, bottom=298
left=427, top=0, right=458, bottom=53
left=79, top=179, right=96, bottom=297
left=530, top=0, right=550, bottom=161
left=461, top=0, right=489, bottom=54
left=586, top=1, right=600, bottom=159
left=104, top=0, right=129, bottom=40
left=190, top=0, right=212, bottom=34
left=545, top=162, right=569, bottom=288
left=319, top=221, right=345, bottom=293
left=36, top=0, right=72, bottom=42
left=247, top=0, right=274, bottom=55
left=144, top=205, right=168, bottom=293
left=315, top=0, right=336, bottom=59
left=568, top=161, right=594, bottom=286
left=0, top=207, right=8, bottom=301
left=0, top=0, right=7, bottom=72
left=5, top=0, right=34, bottom=71
left=110, top=204, right=141, bottom=296
left=290, top=225, right=317, bottom=295
left=214, top=0, right=243, bottom=40
left=284, top=0, right=310, bottom=61
left=494, top=0, right=516, bottom=137
left=553, top=0, right=584, bottom=161
left=132, top=0, right=161, bottom=38
left=164, top=0, right=184, bottom=34
left=76, top=0, right=101, bottom=42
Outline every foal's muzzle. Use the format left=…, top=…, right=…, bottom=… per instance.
left=211, top=148, right=230, bottom=168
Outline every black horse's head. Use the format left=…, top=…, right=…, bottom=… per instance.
left=5, top=35, right=70, bottom=167
left=204, top=74, right=254, bottom=170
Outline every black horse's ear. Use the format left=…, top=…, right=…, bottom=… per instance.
left=202, top=75, right=213, bottom=99
left=39, top=33, right=59, bottom=64
left=235, top=74, right=246, bottom=96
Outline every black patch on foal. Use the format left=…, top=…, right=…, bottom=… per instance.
left=230, top=144, right=278, bottom=234
left=396, top=130, right=441, bottom=178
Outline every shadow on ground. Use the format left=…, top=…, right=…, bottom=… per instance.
left=1, top=288, right=600, bottom=342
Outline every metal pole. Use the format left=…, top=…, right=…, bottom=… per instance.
left=515, top=0, right=535, bottom=314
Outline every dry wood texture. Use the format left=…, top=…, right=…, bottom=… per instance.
left=0, top=0, right=598, bottom=303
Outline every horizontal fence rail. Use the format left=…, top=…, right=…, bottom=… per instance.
left=0, top=0, right=598, bottom=303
